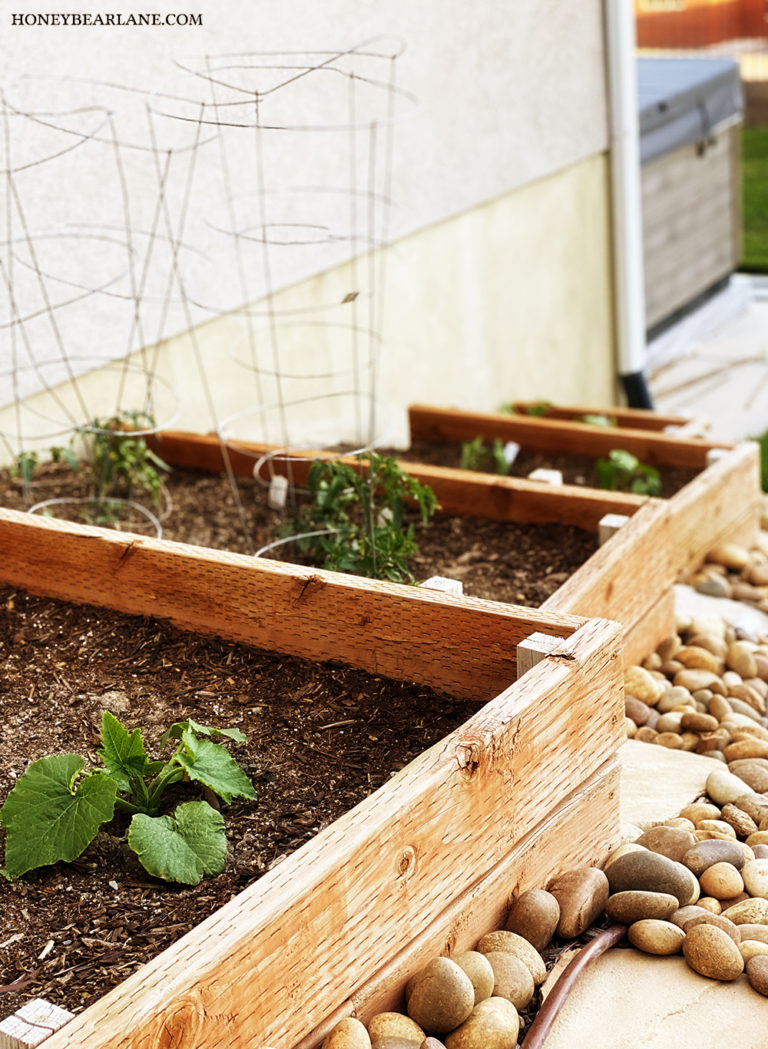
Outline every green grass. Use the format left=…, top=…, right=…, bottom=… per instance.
left=741, top=127, right=768, bottom=273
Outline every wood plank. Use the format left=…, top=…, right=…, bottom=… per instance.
left=0, top=507, right=586, bottom=700
left=149, top=430, right=647, bottom=532
left=666, top=442, right=762, bottom=579
left=511, top=402, right=691, bottom=431
left=298, top=756, right=621, bottom=1047
left=542, top=499, right=672, bottom=636
left=407, top=405, right=728, bottom=469
left=39, top=617, right=622, bottom=1049
left=620, top=586, right=677, bottom=669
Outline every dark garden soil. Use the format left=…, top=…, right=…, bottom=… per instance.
left=0, top=584, right=478, bottom=1019
left=394, top=439, right=700, bottom=499
left=0, top=465, right=599, bottom=1035
left=2, top=462, right=598, bottom=607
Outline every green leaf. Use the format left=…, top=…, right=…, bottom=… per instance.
left=98, top=711, right=149, bottom=792
left=127, top=801, right=227, bottom=885
left=159, top=718, right=247, bottom=746
left=175, top=730, right=256, bottom=804
left=0, top=755, right=118, bottom=879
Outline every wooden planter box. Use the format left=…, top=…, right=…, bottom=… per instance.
left=509, top=401, right=693, bottom=432
left=0, top=507, right=622, bottom=1049
left=146, top=402, right=761, bottom=664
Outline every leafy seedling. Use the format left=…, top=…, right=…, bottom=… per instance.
left=0, top=712, right=256, bottom=885
left=595, top=448, right=662, bottom=496
left=578, top=413, right=616, bottom=427
left=280, top=452, right=437, bottom=583
left=459, top=436, right=510, bottom=476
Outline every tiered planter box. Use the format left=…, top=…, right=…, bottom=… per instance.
left=509, top=401, right=693, bottom=432
left=0, top=507, right=622, bottom=1049
left=147, top=402, right=761, bottom=664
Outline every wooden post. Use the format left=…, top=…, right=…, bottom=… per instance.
left=705, top=447, right=731, bottom=467
left=0, top=1000, right=74, bottom=1049
left=598, top=513, right=631, bottom=546
left=516, top=632, right=563, bottom=678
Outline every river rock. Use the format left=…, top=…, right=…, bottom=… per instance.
left=548, top=867, right=610, bottom=939
left=625, top=696, right=652, bottom=726
left=605, top=890, right=679, bottom=924
left=323, top=1018, right=372, bottom=1049
left=746, top=955, right=768, bottom=996
left=504, top=889, right=559, bottom=952
left=737, top=924, right=768, bottom=944
left=682, top=923, right=745, bottom=980
left=706, top=768, right=753, bottom=805
left=720, top=803, right=759, bottom=837
left=475, top=932, right=546, bottom=985
left=708, top=543, right=750, bottom=571
left=657, top=687, right=695, bottom=714
left=754, top=845, right=768, bottom=859
left=742, top=858, right=768, bottom=899
left=679, top=802, right=723, bottom=825
left=405, top=959, right=474, bottom=1034
left=727, top=641, right=759, bottom=679
left=369, top=1015, right=425, bottom=1048
left=670, top=905, right=714, bottom=929
left=636, top=825, right=696, bottom=863
left=624, top=666, right=664, bottom=705
left=683, top=839, right=749, bottom=876
left=482, top=952, right=534, bottom=1011
left=684, top=912, right=741, bottom=945
left=697, top=897, right=723, bottom=914
left=628, top=919, right=685, bottom=955
left=444, top=998, right=519, bottom=1049
left=723, top=897, right=768, bottom=925
left=724, top=739, right=768, bottom=762
left=677, top=645, right=722, bottom=675
left=741, top=941, right=768, bottom=963
left=680, top=710, right=720, bottom=733
left=674, top=669, right=726, bottom=695
left=747, top=832, right=768, bottom=848
left=606, top=850, right=698, bottom=905
left=729, top=760, right=768, bottom=793
left=655, top=712, right=683, bottom=734
left=452, top=952, right=494, bottom=1006
left=699, top=862, right=745, bottom=900
left=708, top=694, right=733, bottom=721
left=421, top=1041, right=447, bottom=1049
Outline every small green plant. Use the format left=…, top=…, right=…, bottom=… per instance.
left=459, top=436, right=510, bottom=475
left=595, top=449, right=662, bottom=496
left=78, top=410, right=169, bottom=507
left=9, top=450, right=39, bottom=487
left=282, top=453, right=437, bottom=583
left=523, top=400, right=551, bottom=418
left=0, top=712, right=256, bottom=886
left=750, top=430, right=768, bottom=492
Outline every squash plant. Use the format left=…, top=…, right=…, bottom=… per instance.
left=0, top=712, right=256, bottom=886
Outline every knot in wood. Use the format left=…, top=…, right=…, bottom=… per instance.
left=454, top=739, right=481, bottom=774
left=134, top=996, right=205, bottom=1048
left=396, top=845, right=418, bottom=880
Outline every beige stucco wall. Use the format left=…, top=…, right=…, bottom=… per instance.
left=0, top=151, right=617, bottom=456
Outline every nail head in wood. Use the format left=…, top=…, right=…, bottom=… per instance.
left=420, top=576, right=464, bottom=596
left=267, top=474, right=289, bottom=510
left=598, top=513, right=631, bottom=546
left=0, top=999, right=74, bottom=1049
left=517, top=632, right=562, bottom=678
left=527, top=468, right=563, bottom=485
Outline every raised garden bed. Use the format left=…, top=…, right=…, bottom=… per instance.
left=0, top=507, right=623, bottom=1049
left=145, top=405, right=761, bottom=664
left=509, top=401, right=694, bottom=432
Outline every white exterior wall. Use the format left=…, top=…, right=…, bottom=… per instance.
left=0, top=0, right=616, bottom=457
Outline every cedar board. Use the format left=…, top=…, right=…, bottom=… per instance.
left=32, top=616, right=622, bottom=1049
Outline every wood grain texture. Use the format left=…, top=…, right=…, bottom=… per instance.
left=666, top=442, right=761, bottom=578
left=0, top=508, right=586, bottom=701
left=511, top=402, right=691, bottom=431
left=39, top=617, right=622, bottom=1049
left=297, top=756, right=621, bottom=1048
left=407, top=405, right=728, bottom=469
left=149, top=430, right=647, bottom=530
left=619, top=587, right=677, bottom=669
left=542, top=499, right=671, bottom=634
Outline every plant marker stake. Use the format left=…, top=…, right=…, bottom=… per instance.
left=705, top=447, right=730, bottom=467
left=598, top=513, right=630, bottom=546
left=420, top=576, right=464, bottom=596
left=516, top=633, right=562, bottom=678
left=527, top=468, right=563, bottom=485
left=520, top=924, right=627, bottom=1049
left=267, top=474, right=289, bottom=511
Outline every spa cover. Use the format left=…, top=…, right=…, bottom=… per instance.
left=637, top=56, right=743, bottom=164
